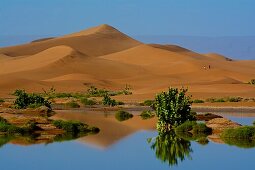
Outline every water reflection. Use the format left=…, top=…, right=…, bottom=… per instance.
left=0, top=131, right=98, bottom=147
left=148, top=130, right=193, bottom=167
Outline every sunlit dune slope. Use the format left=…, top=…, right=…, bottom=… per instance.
left=0, top=24, right=255, bottom=99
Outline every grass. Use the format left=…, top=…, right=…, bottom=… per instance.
left=205, top=97, right=243, bottom=103
left=220, top=126, right=255, bottom=148
left=193, top=99, right=204, bottom=103
left=175, top=121, right=197, bottom=132
left=221, top=126, right=255, bottom=139
left=205, top=98, right=226, bottom=103
left=140, top=110, right=155, bottom=120
left=115, top=110, right=133, bottom=122
left=65, top=101, right=80, bottom=108
left=52, top=120, right=90, bottom=133
left=80, top=97, right=97, bottom=106
left=175, top=121, right=212, bottom=135
left=142, top=100, right=155, bottom=106
left=197, top=137, right=209, bottom=145
left=0, top=116, right=36, bottom=134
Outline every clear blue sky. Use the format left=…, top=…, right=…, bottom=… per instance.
left=1, top=0, right=255, bottom=36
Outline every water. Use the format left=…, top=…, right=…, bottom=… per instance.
left=0, top=112, right=254, bottom=170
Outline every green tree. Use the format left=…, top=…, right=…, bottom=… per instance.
left=155, top=88, right=195, bottom=132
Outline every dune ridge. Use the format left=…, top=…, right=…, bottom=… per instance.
left=0, top=24, right=255, bottom=99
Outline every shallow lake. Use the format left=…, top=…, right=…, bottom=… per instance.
left=0, top=110, right=254, bottom=170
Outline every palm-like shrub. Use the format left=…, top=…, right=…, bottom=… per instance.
left=155, top=88, right=195, bottom=132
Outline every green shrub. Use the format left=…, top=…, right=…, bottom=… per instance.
left=0, top=121, right=25, bottom=134
left=221, top=126, right=255, bottom=139
left=102, top=94, right=117, bottom=106
left=52, top=120, right=90, bottom=133
left=115, top=110, right=133, bottom=121
left=154, top=88, right=195, bottom=132
left=140, top=110, right=155, bottom=120
left=0, top=98, right=4, bottom=103
left=193, top=99, right=204, bottom=103
left=206, top=98, right=226, bottom=103
left=175, top=121, right=197, bottom=132
left=13, top=89, right=51, bottom=109
left=142, top=100, right=155, bottom=106
left=65, top=101, right=80, bottom=108
left=80, top=98, right=97, bottom=106
left=192, top=123, right=212, bottom=134
left=197, top=137, right=209, bottom=145
left=226, top=97, right=242, bottom=102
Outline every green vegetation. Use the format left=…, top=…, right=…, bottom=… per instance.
left=253, top=120, right=255, bottom=126
left=193, top=99, right=204, bottom=103
left=0, top=116, right=37, bottom=135
left=140, top=110, right=155, bottom=120
left=0, top=98, right=4, bottom=103
left=154, top=88, right=195, bottom=132
left=148, top=130, right=192, bottom=167
left=249, top=79, right=255, bottom=85
left=13, top=89, right=51, bottom=110
left=226, top=97, right=242, bottom=102
left=197, top=137, right=209, bottom=145
left=65, top=101, right=80, bottom=108
left=220, top=125, right=255, bottom=148
left=221, top=126, right=255, bottom=140
left=205, top=97, right=226, bottom=103
left=80, top=97, right=97, bottom=106
left=102, top=94, right=117, bottom=106
left=142, top=100, right=155, bottom=107
left=175, top=121, right=212, bottom=135
left=52, top=120, right=99, bottom=133
left=205, top=97, right=243, bottom=103
left=115, top=110, right=133, bottom=122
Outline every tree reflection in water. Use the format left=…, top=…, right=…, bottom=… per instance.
left=148, top=130, right=193, bottom=167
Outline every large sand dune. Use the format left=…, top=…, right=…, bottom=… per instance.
left=0, top=24, right=255, bottom=99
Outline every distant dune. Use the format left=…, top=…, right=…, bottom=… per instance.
left=0, top=24, right=255, bottom=100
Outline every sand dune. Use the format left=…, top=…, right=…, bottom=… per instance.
left=0, top=24, right=255, bottom=98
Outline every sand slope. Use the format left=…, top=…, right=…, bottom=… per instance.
left=0, top=24, right=255, bottom=99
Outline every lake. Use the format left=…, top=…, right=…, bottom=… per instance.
left=0, top=110, right=254, bottom=170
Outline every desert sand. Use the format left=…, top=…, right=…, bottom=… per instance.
left=0, top=24, right=255, bottom=101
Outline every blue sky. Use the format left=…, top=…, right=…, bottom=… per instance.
left=1, top=0, right=255, bottom=36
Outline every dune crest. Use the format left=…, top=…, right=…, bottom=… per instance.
left=0, top=24, right=255, bottom=99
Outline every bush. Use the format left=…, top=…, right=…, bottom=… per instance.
left=140, top=110, right=155, bottom=120
left=175, top=121, right=197, bottom=132
left=192, top=123, right=212, bottom=134
left=193, top=99, right=204, bottom=103
left=13, top=89, right=51, bottom=109
left=65, top=101, right=80, bottom=108
left=154, top=88, right=195, bottom=132
left=115, top=110, right=133, bottom=121
left=226, top=97, right=242, bottom=102
left=197, top=137, right=209, bottom=145
left=221, top=126, right=255, bottom=139
left=52, top=120, right=90, bottom=133
left=80, top=98, right=96, bottom=106
left=142, top=100, right=155, bottom=106
left=205, top=98, right=225, bottom=103
left=0, top=98, right=4, bottom=103
left=102, top=94, right=117, bottom=106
